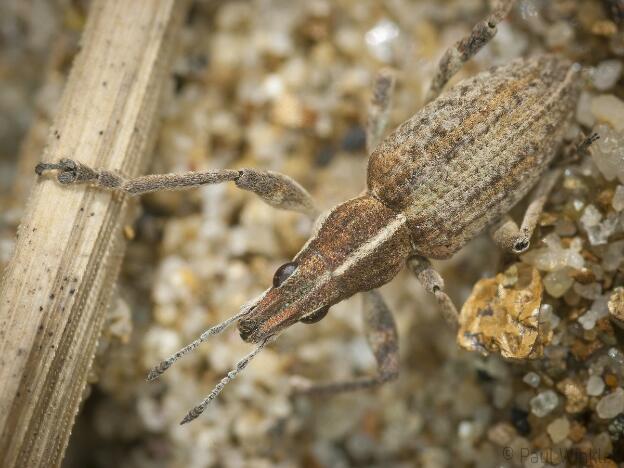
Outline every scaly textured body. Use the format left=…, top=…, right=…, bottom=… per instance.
left=368, top=55, right=581, bottom=258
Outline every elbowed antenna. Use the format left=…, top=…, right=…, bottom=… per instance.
left=146, top=306, right=254, bottom=381
left=180, top=334, right=276, bottom=425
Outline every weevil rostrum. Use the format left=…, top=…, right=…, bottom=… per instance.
left=35, top=0, right=595, bottom=424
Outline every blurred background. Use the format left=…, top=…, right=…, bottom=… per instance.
left=1, top=1, right=624, bottom=467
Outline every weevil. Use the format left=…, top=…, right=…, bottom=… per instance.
left=35, top=0, right=594, bottom=424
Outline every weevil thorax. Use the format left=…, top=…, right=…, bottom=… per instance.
left=237, top=195, right=412, bottom=342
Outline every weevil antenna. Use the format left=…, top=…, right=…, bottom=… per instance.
left=180, top=334, right=276, bottom=425
left=146, top=306, right=253, bottom=381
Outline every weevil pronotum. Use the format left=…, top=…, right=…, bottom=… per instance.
left=35, top=0, right=598, bottom=424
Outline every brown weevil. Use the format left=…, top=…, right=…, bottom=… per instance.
left=36, top=0, right=596, bottom=424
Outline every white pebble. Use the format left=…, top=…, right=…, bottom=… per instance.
left=596, top=388, right=624, bottom=419
left=523, top=372, right=541, bottom=388
left=591, top=95, right=624, bottom=132
left=530, top=390, right=558, bottom=417
left=547, top=417, right=570, bottom=444
left=592, top=60, right=623, bottom=91
left=586, top=375, right=605, bottom=396
left=613, top=185, right=624, bottom=211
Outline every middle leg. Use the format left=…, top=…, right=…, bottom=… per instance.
left=406, top=255, right=459, bottom=326
left=291, top=289, right=399, bottom=396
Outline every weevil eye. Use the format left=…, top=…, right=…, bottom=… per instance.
left=300, top=305, right=329, bottom=324
left=273, top=261, right=297, bottom=287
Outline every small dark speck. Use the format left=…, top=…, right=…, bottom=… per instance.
left=38, top=325, right=44, bottom=332
left=79, top=207, right=84, bottom=212
left=49, top=294, right=55, bottom=300
left=315, top=145, right=335, bottom=167
left=102, top=81, right=108, bottom=87
left=90, top=212, right=95, bottom=217
left=47, top=332, right=53, bottom=337
left=60, top=286, right=64, bottom=291
left=341, top=126, right=366, bottom=153
left=511, top=407, right=531, bottom=436
left=32, top=227, right=37, bottom=232
left=69, top=289, right=76, bottom=295
left=39, top=306, right=43, bottom=312
left=99, top=130, right=104, bottom=135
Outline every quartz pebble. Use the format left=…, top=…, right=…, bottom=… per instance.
left=591, top=124, right=624, bottom=183
left=578, top=294, right=610, bottom=330
left=612, top=185, right=624, bottom=211
left=521, top=234, right=584, bottom=271
left=596, top=388, right=624, bottom=419
left=547, top=417, right=570, bottom=443
left=543, top=269, right=573, bottom=298
left=523, top=372, right=540, bottom=388
left=591, top=94, right=624, bottom=131
left=592, top=60, right=623, bottom=91
left=530, top=390, right=559, bottom=417
left=586, top=375, right=606, bottom=396
left=580, top=204, right=617, bottom=245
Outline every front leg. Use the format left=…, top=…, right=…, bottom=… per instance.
left=36, top=158, right=318, bottom=218
left=406, top=255, right=459, bottom=326
left=291, top=290, right=399, bottom=396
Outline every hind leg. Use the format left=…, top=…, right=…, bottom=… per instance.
left=425, top=0, right=517, bottom=103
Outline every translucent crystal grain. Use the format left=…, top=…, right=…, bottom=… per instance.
left=578, top=294, right=610, bottom=330
left=591, top=95, right=624, bottom=131
left=521, top=234, right=584, bottom=272
left=523, top=372, right=540, bottom=388
left=573, top=282, right=602, bottom=300
left=547, top=417, right=570, bottom=443
left=365, top=19, right=400, bottom=62
left=530, top=390, right=558, bottom=417
left=613, top=185, right=624, bottom=211
left=586, top=375, right=605, bottom=396
left=591, top=124, right=624, bottom=183
left=592, top=60, right=623, bottom=91
left=603, top=241, right=624, bottom=271
left=576, top=91, right=595, bottom=128
left=597, top=388, right=624, bottom=419
left=543, top=269, right=573, bottom=298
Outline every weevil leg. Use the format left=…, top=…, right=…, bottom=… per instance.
left=425, top=0, right=517, bottom=103
left=291, top=290, right=399, bottom=396
left=366, top=68, right=396, bottom=155
left=406, top=255, right=459, bottom=326
left=490, top=168, right=562, bottom=254
left=35, top=158, right=318, bottom=218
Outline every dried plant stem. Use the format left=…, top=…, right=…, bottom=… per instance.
left=0, top=1, right=187, bottom=466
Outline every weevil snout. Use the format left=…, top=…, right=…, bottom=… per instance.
left=237, top=194, right=412, bottom=343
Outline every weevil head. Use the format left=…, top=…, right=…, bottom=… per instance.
left=237, top=195, right=412, bottom=342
